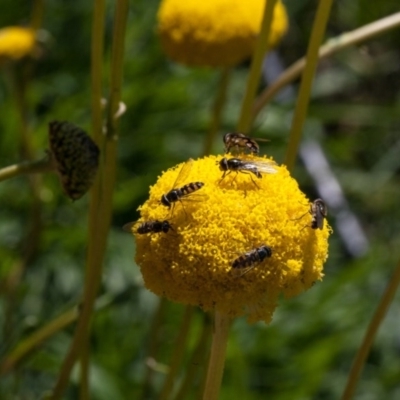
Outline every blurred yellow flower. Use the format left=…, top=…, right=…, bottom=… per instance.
left=130, top=155, right=331, bottom=323
left=0, top=26, right=36, bottom=61
left=157, top=0, right=288, bottom=67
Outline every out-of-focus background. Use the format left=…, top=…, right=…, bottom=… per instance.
left=1, top=0, right=400, bottom=399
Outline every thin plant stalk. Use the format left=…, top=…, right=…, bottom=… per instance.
left=202, top=312, right=232, bottom=400
left=30, top=0, right=44, bottom=31
left=236, top=0, right=277, bottom=133
left=78, top=2, right=106, bottom=395
left=141, top=298, right=168, bottom=400
left=0, top=157, right=53, bottom=182
left=1, top=3, right=46, bottom=331
left=3, top=67, right=43, bottom=343
left=159, top=306, right=194, bottom=400
left=79, top=341, right=90, bottom=400
left=91, top=0, right=106, bottom=144
left=0, top=295, right=114, bottom=376
left=341, top=259, right=400, bottom=400
left=86, top=0, right=106, bottom=237
left=253, top=12, right=400, bottom=119
left=173, top=315, right=212, bottom=400
left=284, top=0, right=334, bottom=172
left=0, top=308, right=78, bottom=375
left=203, top=67, right=231, bottom=155
left=49, top=1, right=129, bottom=398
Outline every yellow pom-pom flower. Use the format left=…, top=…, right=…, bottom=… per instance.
left=157, top=0, right=288, bottom=67
left=0, top=27, right=36, bottom=61
left=131, top=155, right=331, bottom=323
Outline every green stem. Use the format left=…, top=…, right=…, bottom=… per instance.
left=202, top=312, right=232, bottom=400
left=85, top=0, right=106, bottom=233
left=236, top=0, right=277, bottom=133
left=203, top=68, right=231, bottom=155
left=4, top=64, right=44, bottom=350
left=30, top=0, right=44, bottom=31
left=159, top=306, right=194, bottom=400
left=0, top=157, right=53, bottom=183
left=76, top=4, right=106, bottom=397
left=141, top=298, right=168, bottom=400
left=0, top=295, right=113, bottom=376
left=284, top=0, right=334, bottom=172
left=105, top=0, right=128, bottom=139
left=0, top=307, right=78, bottom=375
left=173, top=314, right=212, bottom=400
left=91, top=0, right=105, bottom=145
left=253, top=12, right=400, bottom=119
left=341, top=259, right=400, bottom=400
left=79, top=341, right=90, bottom=400
left=48, top=1, right=129, bottom=398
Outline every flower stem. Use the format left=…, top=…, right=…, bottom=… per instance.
left=341, top=259, right=400, bottom=400
left=203, top=67, right=231, bottom=155
left=236, top=0, right=277, bottom=133
left=253, top=12, right=400, bottom=119
left=202, top=312, right=232, bottom=400
left=0, top=294, right=113, bottom=376
left=86, top=0, right=106, bottom=256
left=141, top=298, right=168, bottom=399
left=0, top=307, right=78, bottom=376
left=79, top=340, right=90, bottom=400
left=48, top=0, right=128, bottom=397
left=173, top=314, right=212, bottom=400
left=284, top=0, right=334, bottom=172
left=159, top=306, right=194, bottom=400
left=91, top=0, right=105, bottom=145
left=0, top=157, right=53, bottom=183
left=4, top=65, right=44, bottom=347
left=30, top=0, right=44, bottom=31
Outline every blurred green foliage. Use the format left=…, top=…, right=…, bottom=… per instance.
left=1, top=0, right=400, bottom=399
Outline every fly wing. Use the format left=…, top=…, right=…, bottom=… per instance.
left=241, top=160, right=278, bottom=174
left=231, top=265, right=257, bottom=277
left=171, top=158, right=193, bottom=189
left=181, top=192, right=208, bottom=202
left=122, top=221, right=137, bottom=232
left=252, top=137, right=270, bottom=143
left=246, top=161, right=278, bottom=174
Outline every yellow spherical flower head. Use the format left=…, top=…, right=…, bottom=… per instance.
left=132, top=155, right=331, bottom=323
left=0, top=27, right=36, bottom=62
left=157, top=0, right=288, bottom=67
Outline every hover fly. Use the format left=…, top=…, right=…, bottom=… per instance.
left=295, top=198, right=328, bottom=230
left=309, top=199, right=328, bottom=230
left=223, top=132, right=269, bottom=155
left=218, top=157, right=277, bottom=187
left=231, top=245, right=273, bottom=276
left=123, top=219, right=174, bottom=235
left=161, top=159, right=205, bottom=215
